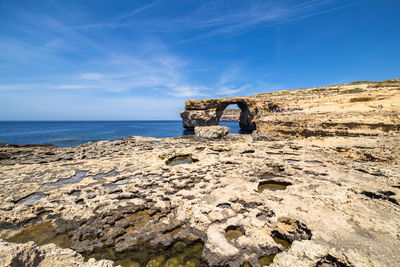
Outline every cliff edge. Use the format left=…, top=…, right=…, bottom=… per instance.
left=181, top=79, right=400, bottom=138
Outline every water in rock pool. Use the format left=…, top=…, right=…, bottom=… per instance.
left=43, top=171, right=88, bottom=186
left=225, top=226, right=244, bottom=242
left=258, top=180, right=292, bottom=192
left=166, top=155, right=197, bottom=166
left=85, top=240, right=207, bottom=266
left=7, top=221, right=208, bottom=267
left=273, top=236, right=292, bottom=251
left=0, top=121, right=247, bottom=147
left=7, top=222, right=70, bottom=248
left=16, top=192, right=46, bottom=205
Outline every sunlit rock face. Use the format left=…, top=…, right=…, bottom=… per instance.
left=1, top=79, right=400, bottom=266
left=194, top=126, right=229, bottom=139
left=181, top=79, right=400, bottom=139
left=180, top=97, right=258, bottom=131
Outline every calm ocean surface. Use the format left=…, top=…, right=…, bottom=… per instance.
left=0, top=121, right=243, bottom=147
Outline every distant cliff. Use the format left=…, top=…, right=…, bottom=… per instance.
left=220, top=109, right=240, bottom=121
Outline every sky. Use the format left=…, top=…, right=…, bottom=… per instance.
left=0, top=0, right=399, bottom=120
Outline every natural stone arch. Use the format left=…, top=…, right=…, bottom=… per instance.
left=216, top=100, right=256, bottom=131
left=180, top=97, right=258, bottom=131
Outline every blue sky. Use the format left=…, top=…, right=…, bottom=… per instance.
left=0, top=0, right=399, bottom=120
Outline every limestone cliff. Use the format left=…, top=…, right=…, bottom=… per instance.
left=220, top=109, right=240, bottom=121
left=0, top=78, right=399, bottom=267
left=180, top=79, right=400, bottom=137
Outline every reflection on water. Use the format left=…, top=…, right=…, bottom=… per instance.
left=225, top=226, right=244, bottom=242
left=7, top=221, right=208, bottom=267
left=16, top=192, right=46, bottom=205
left=166, top=155, right=198, bottom=166
left=258, top=180, right=292, bottom=192
left=44, top=171, right=88, bottom=186
left=258, top=254, right=276, bottom=266
left=91, top=169, right=119, bottom=179
left=273, top=235, right=292, bottom=251
left=7, top=222, right=70, bottom=248
left=85, top=240, right=207, bottom=267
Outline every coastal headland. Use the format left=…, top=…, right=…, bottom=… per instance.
left=0, top=79, right=399, bottom=266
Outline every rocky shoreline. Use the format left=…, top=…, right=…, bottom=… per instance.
left=0, top=79, right=399, bottom=267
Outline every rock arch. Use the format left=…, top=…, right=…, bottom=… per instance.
left=180, top=97, right=258, bottom=131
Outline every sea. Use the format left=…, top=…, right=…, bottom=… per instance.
left=0, top=121, right=245, bottom=147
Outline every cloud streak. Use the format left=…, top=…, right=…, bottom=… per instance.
left=72, top=0, right=371, bottom=44
left=0, top=0, right=381, bottom=120
left=0, top=50, right=211, bottom=97
left=117, top=1, right=163, bottom=21
left=178, top=0, right=366, bottom=44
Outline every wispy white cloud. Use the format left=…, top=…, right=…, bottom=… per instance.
left=43, top=39, right=63, bottom=48
left=55, top=84, right=101, bottom=90
left=73, top=0, right=335, bottom=37
left=117, top=1, right=163, bottom=21
left=0, top=2, right=213, bottom=98
left=71, top=0, right=370, bottom=44
left=80, top=73, right=104, bottom=81
left=75, top=1, right=163, bottom=30
left=0, top=83, right=48, bottom=91
left=0, top=49, right=210, bottom=97
left=74, top=23, right=128, bottom=30
left=216, top=85, right=250, bottom=96
left=168, top=85, right=209, bottom=98
left=218, top=64, right=242, bottom=85
left=213, top=63, right=253, bottom=96
left=0, top=0, right=379, bottom=120
left=177, top=0, right=335, bottom=43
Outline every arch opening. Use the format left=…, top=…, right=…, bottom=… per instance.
left=180, top=98, right=257, bottom=133
left=217, top=102, right=254, bottom=133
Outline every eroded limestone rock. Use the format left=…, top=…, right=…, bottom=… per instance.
left=0, top=239, right=116, bottom=267
left=1, top=79, right=400, bottom=266
left=0, top=134, right=399, bottom=266
left=180, top=97, right=258, bottom=131
left=180, top=79, right=400, bottom=138
left=195, top=126, right=229, bottom=139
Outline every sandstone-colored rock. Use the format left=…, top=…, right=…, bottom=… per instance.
left=1, top=133, right=399, bottom=266
left=0, top=79, right=400, bottom=267
left=180, top=79, right=400, bottom=136
left=180, top=109, right=219, bottom=128
left=0, top=240, right=117, bottom=267
left=181, top=97, right=258, bottom=131
left=194, top=126, right=229, bottom=139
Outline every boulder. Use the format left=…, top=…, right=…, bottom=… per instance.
left=194, top=126, right=229, bottom=139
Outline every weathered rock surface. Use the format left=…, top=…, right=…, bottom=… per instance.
left=181, top=98, right=258, bottom=131
left=0, top=132, right=399, bottom=266
left=195, top=126, right=229, bottom=139
left=180, top=79, right=400, bottom=137
left=0, top=79, right=399, bottom=266
left=0, top=239, right=116, bottom=267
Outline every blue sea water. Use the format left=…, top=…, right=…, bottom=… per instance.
left=0, top=121, right=244, bottom=147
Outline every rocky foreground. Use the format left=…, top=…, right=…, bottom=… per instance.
left=0, top=79, right=400, bottom=267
